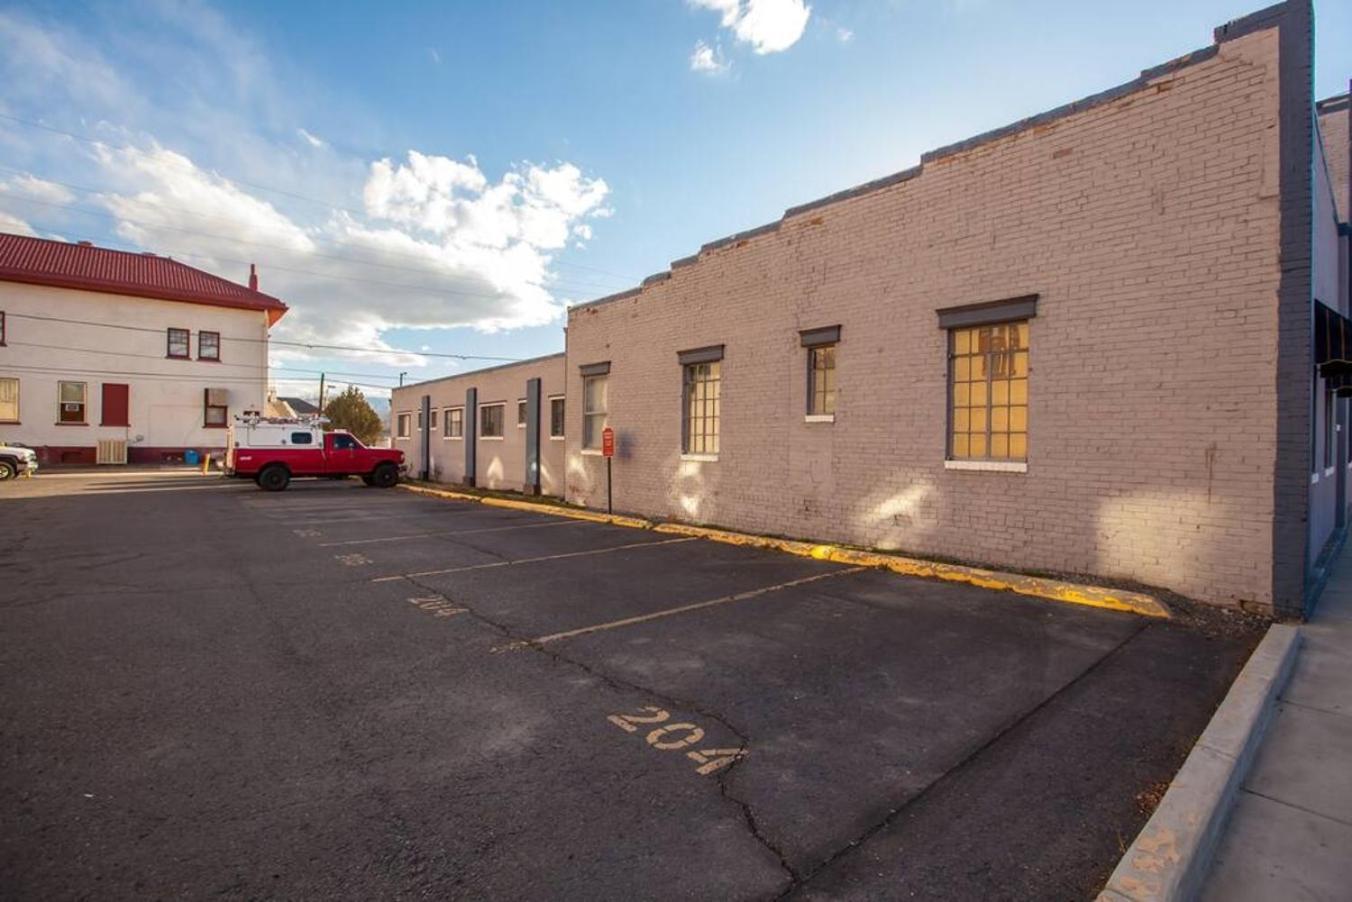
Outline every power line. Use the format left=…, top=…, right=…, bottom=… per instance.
left=0, top=361, right=395, bottom=393
left=1, top=194, right=628, bottom=299
left=4, top=339, right=406, bottom=382
left=0, top=113, right=641, bottom=283
left=4, top=311, right=524, bottom=362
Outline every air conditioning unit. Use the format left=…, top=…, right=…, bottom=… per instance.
left=96, top=439, right=128, bottom=465
left=206, top=388, right=230, bottom=406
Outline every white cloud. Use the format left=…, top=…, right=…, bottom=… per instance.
left=0, top=4, right=622, bottom=374
left=836, top=26, right=853, bottom=42
left=428, top=47, right=441, bottom=65
left=689, top=0, right=810, bottom=55
left=689, top=40, right=729, bottom=73
left=0, top=174, right=75, bottom=205
left=0, top=210, right=37, bottom=236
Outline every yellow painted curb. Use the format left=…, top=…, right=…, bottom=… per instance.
left=399, top=484, right=1169, bottom=619
left=650, top=523, right=1170, bottom=618
left=398, top=483, right=653, bottom=530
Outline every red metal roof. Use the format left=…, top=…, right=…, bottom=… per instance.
left=0, top=232, right=288, bottom=324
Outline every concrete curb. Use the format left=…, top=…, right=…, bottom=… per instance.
left=1097, top=623, right=1302, bottom=902
left=398, top=483, right=1170, bottom=619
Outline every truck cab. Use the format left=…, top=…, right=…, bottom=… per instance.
left=225, top=414, right=405, bottom=491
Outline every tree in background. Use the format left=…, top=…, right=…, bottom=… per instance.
left=323, top=386, right=383, bottom=445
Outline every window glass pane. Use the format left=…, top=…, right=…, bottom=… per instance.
left=481, top=405, right=504, bottom=437
left=291, top=432, right=312, bottom=444
left=948, top=321, right=1029, bottom=461
left=168, top=328, right=189, bottom=357
left=199, top=332, right=220, bottom=358
left=550, top=398, right=565, bottom=437
left=518, top=400, right=527, bottom=425
left=60, top=381, right=85, bottom=403
left=583, top=376, right=607, bottom=448
left=683, top=360, right=721, bottom=454
left=0, top=377, right=17, bottom=421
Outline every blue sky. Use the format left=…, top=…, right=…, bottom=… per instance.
left=1, top=0, right=1349, bottom=404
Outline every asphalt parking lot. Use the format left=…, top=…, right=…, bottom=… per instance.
left=0, top=472, right=1262, bottom=899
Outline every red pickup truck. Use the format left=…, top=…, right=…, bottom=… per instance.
left=225, top=416, right=405, bottom=491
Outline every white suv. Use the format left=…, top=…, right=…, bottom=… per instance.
left=0, top=443, right=38, bottom=480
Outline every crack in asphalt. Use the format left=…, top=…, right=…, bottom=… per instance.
left=400, top=573, right=802, bottom=888
left=771, top=619, right=1153, bottom=899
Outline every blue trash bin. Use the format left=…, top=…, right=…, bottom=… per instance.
left=184, top=449, right=200, bottom=466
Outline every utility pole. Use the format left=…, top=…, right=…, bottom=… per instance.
left=318, top=373, right=326, bottom=414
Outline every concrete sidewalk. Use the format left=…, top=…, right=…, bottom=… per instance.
left=1202, top=547, right=1352, bottom=900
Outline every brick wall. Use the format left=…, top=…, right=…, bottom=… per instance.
left=392, top=354, right=566, bottom=496
left=1317, top=93, right=1349, bottom=224
left=565, top=24, right=1288, bottom=609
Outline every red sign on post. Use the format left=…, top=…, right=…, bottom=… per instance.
left=601, top=426, right=615, bottom=458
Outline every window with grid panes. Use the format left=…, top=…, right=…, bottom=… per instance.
left=808, top=344, right=836, bottom=416
left=949, top=321, right=1028, bottom=461
left=682, top=361, right=720, bottom=455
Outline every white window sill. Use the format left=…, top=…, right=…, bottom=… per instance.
left=480, top=435, right=504, bottom=442
left=944, top=459, right=1028, bottom=473
left=681, top=453, right=720, bottom=463
left=1325, top=467, right=1337, bottom=478
left=581, top=448, right=603, bottom=456
left=518, top=424, right=526, bottom=429
left=443, top=436, right=463, bottom=441
left=1311, top=472, right=1320, bottom=484
left=804, top=414, right=835, bottom=424
left=549, top=435, right=565, bottom=441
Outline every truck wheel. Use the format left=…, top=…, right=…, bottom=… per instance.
left=0, top=460, right=16, bottom=481
left=360, top=475, right=376, bottom=486
left=370, top=463, right=399, bottom=488
left=258, top=466, right=291, bottom=492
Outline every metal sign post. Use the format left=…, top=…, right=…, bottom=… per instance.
left=602, top=426, right=615, bottom=515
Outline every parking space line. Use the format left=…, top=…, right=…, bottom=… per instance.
left=371, top=537, right=698, bottom=583
left=501, top=566, right=869, bottom=650
left=318, top=519, right=588, bottom=547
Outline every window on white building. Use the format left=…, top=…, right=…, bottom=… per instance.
left=0, top=377, right=18, bottom=423
left=58, top=381, right=87, bottom=424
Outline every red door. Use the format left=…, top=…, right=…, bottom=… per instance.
left=101, top=383, right=130, bottom=427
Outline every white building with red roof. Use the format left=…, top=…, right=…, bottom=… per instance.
left=0, top=233, right=288, bottom=465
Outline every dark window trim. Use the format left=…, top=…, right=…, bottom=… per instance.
left=167, top=327, right=190, bottom=359
left=203, top=387, right=228, bottom=428
left=800, top=325, right=840, bottom=348
left=549, top=395, right=566, bottom=438
left=0, top=310, right=6, bottom=346
left=936, top=294, right=1039, bottom=330
left=677, top=344, right=724, bottom=366
left=579, top=361, right=611, bottom=377
left=198, top=330, right=221, bottom=361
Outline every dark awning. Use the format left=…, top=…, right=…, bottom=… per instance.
left=1315, top=301, right=1352, bottom=376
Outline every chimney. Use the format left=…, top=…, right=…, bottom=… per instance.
left=77, top=240, right=93, bottom=246
left=248, top=263, right=258, bottom=291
